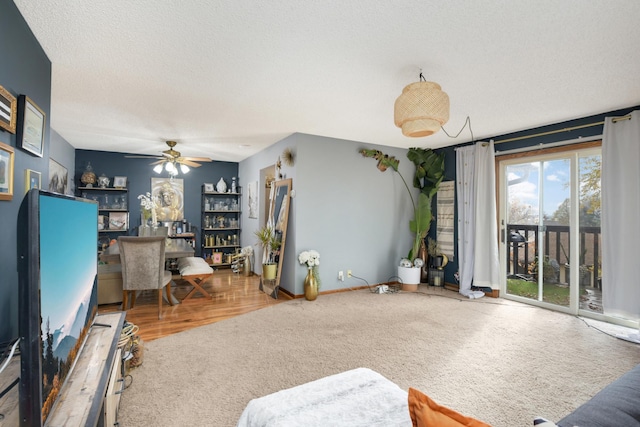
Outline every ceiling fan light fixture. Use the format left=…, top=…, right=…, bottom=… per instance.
left=180, top=164, right=190, bottom=174
left=394, top=79, right=449, bottom=137
left=153, top=164, right=163, bottom=174
left=165, top=162, right=175, bottom=172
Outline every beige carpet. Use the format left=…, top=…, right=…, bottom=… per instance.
left=117, top=287, right=640, bottom=427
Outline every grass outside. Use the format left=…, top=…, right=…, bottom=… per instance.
left=507, top=278, right=570, bottom=306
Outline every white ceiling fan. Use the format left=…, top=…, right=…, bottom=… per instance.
left=125, top=140, right=212, bottom=175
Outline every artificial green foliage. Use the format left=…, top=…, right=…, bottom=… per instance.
left=360, top=147, right=445, bottom=261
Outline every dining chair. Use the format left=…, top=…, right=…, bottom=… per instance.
left=117, top=236, right=173, bottom=319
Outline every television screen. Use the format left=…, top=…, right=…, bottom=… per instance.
left=18, top=189, right=99, bottom=426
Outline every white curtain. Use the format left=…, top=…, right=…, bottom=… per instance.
left=473, top=141, right=501, bottom=289
left=456, top=145, right=476, bottom=295
left=456, top=141, right=500, bottom=298
left=602, top=110, right=640, bottom=322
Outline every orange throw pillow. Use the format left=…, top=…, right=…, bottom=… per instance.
left=408, top=387, right=491, bottom=427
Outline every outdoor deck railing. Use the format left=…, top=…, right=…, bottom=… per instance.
left=506, top=224, right=601, bottom=287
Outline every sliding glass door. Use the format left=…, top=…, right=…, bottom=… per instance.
left=499, top=144, right=602, bottom=316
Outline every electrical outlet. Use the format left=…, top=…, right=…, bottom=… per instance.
left=347, top=270, right=352, bottom=278
left=338, top=271, right=344, bottom=281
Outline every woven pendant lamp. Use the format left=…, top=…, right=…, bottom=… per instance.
left=394, top=75, right=449, bottom=137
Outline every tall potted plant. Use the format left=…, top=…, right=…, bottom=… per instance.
left=254, top=224, right=280, bottom=280
left=361, top=147, right=445, bottom=290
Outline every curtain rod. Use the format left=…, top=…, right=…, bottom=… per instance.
left=492, top=114, right=631, bottom=145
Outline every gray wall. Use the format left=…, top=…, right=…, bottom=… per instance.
left=240, top=133, right=417, bottom=296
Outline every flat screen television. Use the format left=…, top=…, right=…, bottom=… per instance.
left=17, top=189, right=99, bottom=426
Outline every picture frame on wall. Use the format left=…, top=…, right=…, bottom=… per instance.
left=113, top=176, right=127, bottom=188
left=17, top=95, right=46, bottom=157
left=248, top=180, right=258, bottom=219
left=48, top=158, right=68, bottom=195
left=0, top=85, right=17, bottom=134
left=108, top=212, right=128, bottom=230
left=0, top=141, right=15, bottom=200
left=152, top=177, right=184, bottom=221
left=25, top=169, right=41, bottom=194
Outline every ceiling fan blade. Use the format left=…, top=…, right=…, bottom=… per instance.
left=178, top=159, right=203, bottom=167
left=150, top=159, right=166, bottom=165
left=182, top=156, right=212, bottom=162
left=124, top=155, right=164, bottom=159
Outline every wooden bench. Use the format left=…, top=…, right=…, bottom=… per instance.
left=178, top=257, right=214, bottom=300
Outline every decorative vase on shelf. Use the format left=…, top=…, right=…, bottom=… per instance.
left=80, top=162, right=97, bottom=188
left=231, top=177, right=237, bottom=193
left=216, top=177, right=227, bottom=193
left=98, top=174, right=110, bottom=188
left=304, top=268, right=318, bottom=301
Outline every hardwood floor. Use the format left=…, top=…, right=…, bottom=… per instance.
left=98, top=270, right=291, bottom=342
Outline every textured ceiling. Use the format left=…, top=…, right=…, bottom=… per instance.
left=13, top=0, right=640, bottom=162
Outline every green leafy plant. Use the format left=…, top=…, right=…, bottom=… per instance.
left=360, top=147, right=445, bottom=261
left=254, top=225, right=280, bottom=265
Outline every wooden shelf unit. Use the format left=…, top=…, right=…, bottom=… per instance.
left=201, top=185, right=241, bottom=266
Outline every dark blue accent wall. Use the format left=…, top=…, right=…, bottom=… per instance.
left=435, top=105, right=640, bottom=286
left=0, top=0, right=52, bottom=345
left=75, top=149, right=238, bottom=256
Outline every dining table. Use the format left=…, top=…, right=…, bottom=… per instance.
left=99, top=238, right=195, bottom=305
left=99, top=237, right=195, bottom=263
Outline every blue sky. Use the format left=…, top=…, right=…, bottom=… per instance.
left=507, top=159, right=571, bottom=221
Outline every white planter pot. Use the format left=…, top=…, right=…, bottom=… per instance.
left=397, top=266, right=420, bottom=292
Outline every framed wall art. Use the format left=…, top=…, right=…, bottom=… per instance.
left=17, top=95, right=46, bottom=157
left=0, top=141, right=15, bottom=200
left=151, top=177, right=184, bottom=221
left=0, top=85, right=17, bottom=134
left=25, top=169, right=41, bottom=194
left=108, top=212, right=128, bottom=230
left=204, top=182, right=214, bottom=192
left=48, top=158, right=68, bottom=195
left=113, top=176, right=127, bottom=188
left=248, top=180, right=258, bottom=219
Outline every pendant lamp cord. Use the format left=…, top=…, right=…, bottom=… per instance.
left=441, top=116, right=475, bottom=142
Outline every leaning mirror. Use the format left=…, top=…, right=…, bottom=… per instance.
left=264, top=178, right=292, bottom=297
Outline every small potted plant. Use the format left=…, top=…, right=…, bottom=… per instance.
left=426, top=237, right=442, bottom=267
left=254, top=225, right=280, bottom=280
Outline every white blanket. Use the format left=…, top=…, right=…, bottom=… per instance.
left=236, top=368, right=411, bottom=426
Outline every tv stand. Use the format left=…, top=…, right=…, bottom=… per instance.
left=45, top=311, right=125, bottom=426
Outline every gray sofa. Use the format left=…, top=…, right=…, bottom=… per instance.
left=552, top=363, right=640, bottom=426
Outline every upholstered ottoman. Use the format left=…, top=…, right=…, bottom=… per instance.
left=236, top=368, right=411, bottom=426
left=177, top=257, right=214, bottom=300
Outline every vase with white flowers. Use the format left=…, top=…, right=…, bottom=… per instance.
left=137, top=192, right=158, bottom=234
left=298, top=250, right=320, bottom=301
